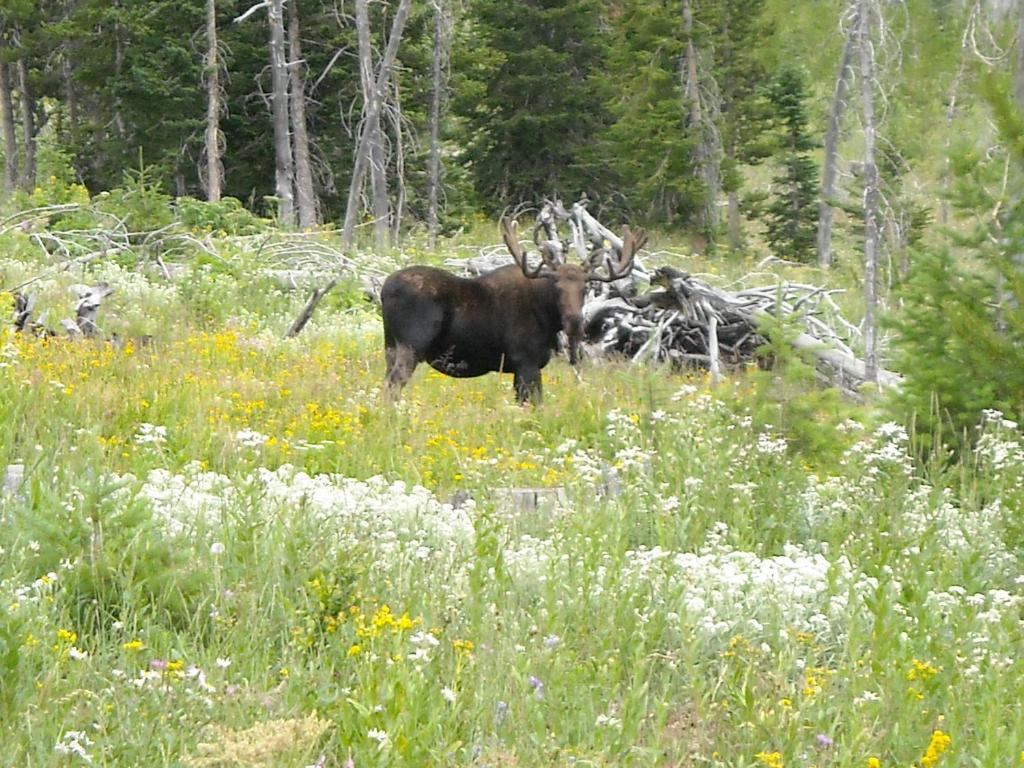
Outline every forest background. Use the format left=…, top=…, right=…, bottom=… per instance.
left=3, top=0, right=1024, bottom=445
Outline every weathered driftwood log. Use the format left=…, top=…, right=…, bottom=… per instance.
left=13, top=292, right=35, bottom=332
left=2, top=463, right=25, bottom=498
left=70, top=283, right=115, bottom=337
left=285, top=279, right=338, bottom=338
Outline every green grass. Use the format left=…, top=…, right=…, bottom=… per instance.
left=0, top=229, right=1021, bottom=767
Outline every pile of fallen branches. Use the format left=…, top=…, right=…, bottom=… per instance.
left=1, top=203, right=388, bottom=340
left=446, top=199, right=900, bottom=395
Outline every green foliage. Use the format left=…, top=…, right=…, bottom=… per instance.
left=1, top=221, right=1023, bottom=764
left=763, top=65, right=819, bottom=262
left=0, top=606, right=23, bottom=715
left=93, top=160, right=174, bottom=232
left=890, top=76, right=1024, bottom=447
left=744, top=304, right=856, bottom=467
left=174, top=196, right=270, bottom=236
left=598, top=0, right=702, bottom=224
left=14, top=477, right=209, bottom=635
left=454, top=0, right=612, bottom=210
left=178, top=265, right=244, bottom=326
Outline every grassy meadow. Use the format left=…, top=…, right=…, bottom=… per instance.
left=1, top=230, right=1022, bottom=767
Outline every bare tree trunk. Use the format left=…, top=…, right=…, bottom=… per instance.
left=391, top=84, right=406, bottom=245
left=817, top=10, right=857, bottom=269
left=268, top=0, right=295, bottom=226
left=341, top=0, right=412, bottom=250
left=426, top=0, right=447, bottom=250
left=350, top=0, right=385, bottom=249
left=205, top=0, right=223, bottom=202
left=355, top=0, right=390, bottom=251
left=940, top=23, right=971, bottom=226
left=113, top=4, right=127, bottom=140
left=682, top=0, right=718, bottom=235
left=64, top=0, right=78, bottom=132
left=63, top=57, right=78, bottom=141
left=1015, top=0, right=1024, bottom=109
left=857, top=0, right=879, bottom=384
left=720, top=17, right=741, bottom=252
left=17, top=57, right=36, bottom=193
left=0, top=60, right=17, bottom=196
left=289, top=0, right=318, bottom=228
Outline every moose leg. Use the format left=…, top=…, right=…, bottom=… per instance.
left=513, top=367, right=542, bottom=405
left=385, top=343, right=419, bottom=399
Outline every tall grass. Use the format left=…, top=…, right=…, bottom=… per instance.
left=0, top=241, right=1021, bottom=767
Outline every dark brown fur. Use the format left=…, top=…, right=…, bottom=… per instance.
left=382, top=262, right=587, bottom=404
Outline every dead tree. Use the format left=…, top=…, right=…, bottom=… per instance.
left=426, top=0, right=450, bottom=250
left=235, top=0, right=296, bottom=226
left=0, top=58, right=16, bottom=196
left=939, top=3, right=976, bottom=226
left=856, top=0, right=880, bottom=384
left=340, top=0, right=413, bottom=251
left=288, top=0, right=319, bottom=228
left=268, top=0, right=295, bottom=226
left=817, top=6, right=858, bottom=268
left=284, top=279, right=337, bottom=338
left=204, top=0, right=223, bottom=202
left=16, top=55, right=36, bottom=194
left=355, top=0, right=389, bottom=250
left=682, top=0, right=719, bottom=236
left=443, top=199, right=901, bottom=396
left=71, top=283, right=115, bottom=337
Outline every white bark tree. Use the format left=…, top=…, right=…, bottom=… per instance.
left=288, top=0, right=318, bottom=228
left=353, top=0, right=389, bottom=250
left=817, top=7, right=858, bottom=268
left=856, top=0, right=879, bottom=384
left=0, top=59, right=17, bottom=196
left=426, top=0, right=450, bottom=250
left=341, top=0, right=412, bottom=251
left=268, top=0, right=295, bottom=226
left=204, top=0, right=223, bottom=202
left=682, top=0, right=719, bottom=237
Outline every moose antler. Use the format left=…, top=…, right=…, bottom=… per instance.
left=587, top=226, right=647, bottom=282
left=502, top=218, right=548, bottom=278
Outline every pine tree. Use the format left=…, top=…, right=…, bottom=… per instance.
left=597, top=0, right=701, bottom=225
left=454, top=0, right=611, bottom=209
left=889, top=77, right=1024, bottom=444
left=764, top=65, right=819, bottom=262
left=709, top=0, right=774, bottom=250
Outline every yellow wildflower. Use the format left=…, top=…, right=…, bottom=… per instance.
left=907, top=658, right=938, bottom=682
left=347, top=644, right=361, bottom=657
left=920, top=730, right=951, bottom=768
left=867, top=758, right=880, bottom=768
left=122, top=639, right=145, bottom=651
left=452, top=639, right=474, bottom=653
left=754, top=750, right=784, bottom=768
left=56, top=628, right=77, bottom=644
